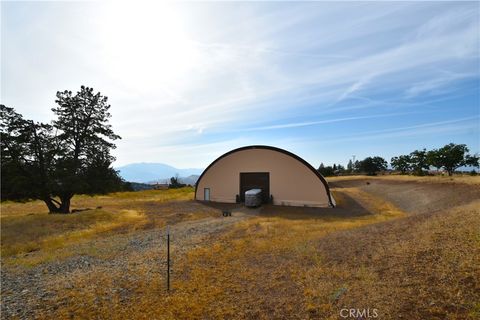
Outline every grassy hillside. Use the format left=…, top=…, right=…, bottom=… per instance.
left=1, top=177, right=479, bottom=319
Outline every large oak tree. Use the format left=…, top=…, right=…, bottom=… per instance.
left=390, top=155, right=412, bottom=174
left=427, top=143, right=479, bottom=176
left=358, top=156, right=387, bottom=175
left=1, top=86, right=125, bottom=213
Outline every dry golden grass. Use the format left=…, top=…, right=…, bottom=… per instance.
left=299, top=200, right=480, bottom=319
left=1, top=209, right=146, bottom=258
left=1, top=187, right=198, bottom=266
left=1, top=187, right=195, bottom=217
left=4, top=181, right=479, bottom=319
left=39, top=187, right=409, bottom=319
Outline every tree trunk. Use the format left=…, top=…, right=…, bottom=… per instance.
left=44, top=195, right=72, bottom=214
left=43, top=198, right=61, bottom=213
left=59, top=195, right=71, bottom=213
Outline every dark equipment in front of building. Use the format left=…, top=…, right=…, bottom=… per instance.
left=245, top=189, right=263, bottom=207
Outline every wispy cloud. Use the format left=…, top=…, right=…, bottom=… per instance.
left=235, top=112, right=417, bottom=132
left=315, top=116, right=480, bottom=144
left=2, top=1, right=479, bottom=166
left=405, top=71, right=477, bottom=98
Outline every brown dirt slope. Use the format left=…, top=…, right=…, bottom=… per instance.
left=330, top=177, right=480, bottom=214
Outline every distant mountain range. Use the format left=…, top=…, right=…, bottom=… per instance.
left=116, top=163, right=203, bottom=183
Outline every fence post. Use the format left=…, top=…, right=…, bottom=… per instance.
left=167, top=225, right=170, bottom=292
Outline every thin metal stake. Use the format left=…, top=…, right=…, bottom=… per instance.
left=167, top=225, right=170, bottom=292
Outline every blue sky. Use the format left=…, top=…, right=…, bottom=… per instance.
left=2, top=1, right=479, bottom=168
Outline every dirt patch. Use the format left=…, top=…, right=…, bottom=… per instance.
left=330, top=178, right=480, bottom=214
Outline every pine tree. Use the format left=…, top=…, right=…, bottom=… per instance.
left=1, top=86, right=124, bottom=213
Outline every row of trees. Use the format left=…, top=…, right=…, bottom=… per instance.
left=319, top=156, right=388, bottom=176
left=318, top=163, right=345, bottom=177
left=318, top=144, right=479, bottom=177
left=391, top=144, right=479, bottom=176
left=1, top=86, right=128, bottom=213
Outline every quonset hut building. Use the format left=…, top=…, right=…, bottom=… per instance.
left=195, top=146, right=335, bottom=208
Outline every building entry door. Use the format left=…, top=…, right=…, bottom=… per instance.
left=239, top=172, right=270, bottom=202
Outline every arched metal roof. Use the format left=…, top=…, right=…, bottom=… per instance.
left=195, top=145, right=334, bottom=207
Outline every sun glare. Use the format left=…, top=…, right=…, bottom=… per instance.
left=97, top=2, right=199, bottom=91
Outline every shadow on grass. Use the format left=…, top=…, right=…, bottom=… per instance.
left=197, top=191, right=372, bottom=221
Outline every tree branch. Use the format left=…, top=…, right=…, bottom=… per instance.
left=50, top=198, right=61, bottom=206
